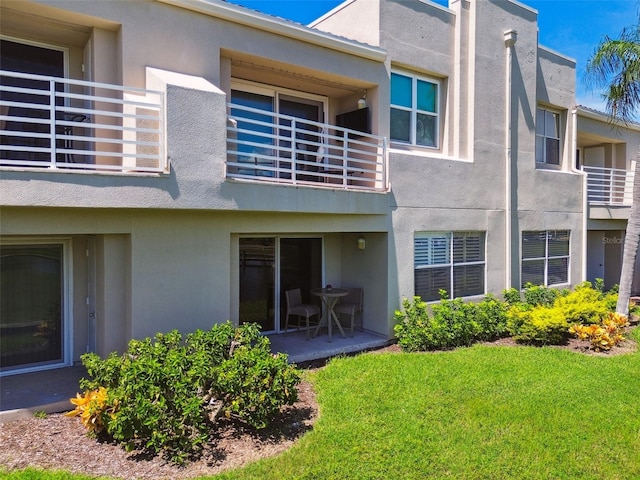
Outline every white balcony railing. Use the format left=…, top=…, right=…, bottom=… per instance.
left=227, top=103, right=388, bottom=192
left=582, top=165, right=635, bottom=206
left=0, top=70, right=166, bottom=173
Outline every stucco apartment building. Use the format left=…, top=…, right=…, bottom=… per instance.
left=1, top=0, right=639, bottom=377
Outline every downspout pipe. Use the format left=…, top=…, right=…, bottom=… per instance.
left=504, top=29, right=517, bottom=290
left=570, top=107, right=588, bottom=282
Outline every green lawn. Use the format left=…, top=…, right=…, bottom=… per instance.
left=7, top=330, right=640, bottom=479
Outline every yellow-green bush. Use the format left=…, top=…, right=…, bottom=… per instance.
left=554, top=282, right=610, bottom=325
left=507, top=304, right=569, bottom=344
left=507, top=281, right=619, bottom=345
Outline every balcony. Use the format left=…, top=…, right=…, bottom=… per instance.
left=582, top=166, right=635, bottom=206
left=227, top=103, right=388, bottom=192
left=0, top=70, right=166, bottom=173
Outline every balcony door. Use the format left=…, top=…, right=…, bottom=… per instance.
left=230, top=81, right=326, bottom=178
left=239, top=237, right=322, bottom=334
left=0, top=38, right=66, bottom=163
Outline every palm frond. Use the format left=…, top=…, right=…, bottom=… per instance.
left=584, top=22, right=640, bottom=125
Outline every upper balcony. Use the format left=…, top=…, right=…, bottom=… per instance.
left=582, top=165, right=635, bottom=220
left=227, top=103, right=388, bottom=192
left=1, top=70, right=388, bottom=196
left=583, top=166, right=634, bottom=206
left=0, top=70, right=166, bottom=174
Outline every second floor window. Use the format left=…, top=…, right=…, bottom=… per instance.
left=390, top=72, right=439, bottom=148
left=536, top=108, right=560, bottom=165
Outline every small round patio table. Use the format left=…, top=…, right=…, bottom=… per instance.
left=311, top=287, right=348, bottom=342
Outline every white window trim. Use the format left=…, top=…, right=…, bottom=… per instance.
left=231, top=78, right=328, bottom=120
left=1, top=35, right=70, bottom=79
left=521, top=230, right=571, bottom=288
left=414, top=231, right=486, bottom=301
left=0, top=237, right=73, bottom=377
left=390, top=69, right=441, bottom=150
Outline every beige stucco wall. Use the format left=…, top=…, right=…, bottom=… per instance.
left=1, top=205, right=391, bottom=358
left=317, top=0, right=585, bottom=298
left=2, top=0, right=613, bottom=365
left=311, top=0, right=381, bottom=46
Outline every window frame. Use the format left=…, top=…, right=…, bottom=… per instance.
left=0, top=237, right=73, bottom=376
left=521, top=230, right=570, bottom=288
left=390, top=70, right=440, bottom=149
left=535, top=106, right=562, bottom=167
left=414, top=231, right=486, bottom=301
left=230, top=79, right=328, bottom=121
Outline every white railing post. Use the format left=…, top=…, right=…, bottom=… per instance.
left=382, top=137, right=389, bottom=191
left=49, top=79, right=57, bottom=168
left=290, top=118, right=296, bottom=183
left=342, top=136, right=348, bottom=187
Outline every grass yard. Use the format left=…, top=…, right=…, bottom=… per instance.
left=215, top=332, right=640, bottom=479
left=6, top=329, right=640, bottom=479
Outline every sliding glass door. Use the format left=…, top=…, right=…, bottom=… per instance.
left=239, top=237, right=276, bottom=331
left=1, top=39, right=65, bottom=163
left=0, top=244, right=65, bottom=372
left=239, top=237, right=322, bottom=333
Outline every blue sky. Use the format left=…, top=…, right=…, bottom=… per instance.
left=227, top=0, right=639, bottom=113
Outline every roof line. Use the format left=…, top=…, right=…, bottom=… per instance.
left=577, top=105, right=640, bottom=131
left=156, top=0, right=387, bottom=62
left=538, top=44, right=576, bottom=64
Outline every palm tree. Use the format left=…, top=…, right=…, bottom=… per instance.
left=585, top=20, right=640, bottom=315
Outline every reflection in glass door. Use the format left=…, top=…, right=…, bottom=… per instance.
left=0, top=244, right=64, bottom=371
left=239, top=237, right=322, bottom=334
left=279, top=238, right=322, bottom=329
left=239, top=238, right=276, bottom=331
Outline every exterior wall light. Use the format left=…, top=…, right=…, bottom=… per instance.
left=357, top=91, right=367, bottom=109
left=357, top=236, right=366, bottom=250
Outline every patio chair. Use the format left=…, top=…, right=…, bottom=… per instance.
left=285, top=288, right=320, bottom=340
left=334, top=287, right=363, bottom=337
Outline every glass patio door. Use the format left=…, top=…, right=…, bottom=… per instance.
left=239, top=237, right=322, bottom=334
left=230, top=83, right=325, bottom=179
left=239, top=238, right=276, bottom=331
left=0, top=244, right=64, bottom=372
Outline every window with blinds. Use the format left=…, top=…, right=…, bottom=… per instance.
left=414, top=232, right=485, bottom=301
left=521, top=230, right=570, bottom=288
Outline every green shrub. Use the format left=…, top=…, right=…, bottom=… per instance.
left=394, top=293, right=509, bottom=351
left=474, top=295, right=509, bottom=341
left=522, top=283, right=563, bottom=307
left=398, top=283, right=621, bottom=350
left=429, top=293, right=479, bottom=348
left=78, top=323, right=300, bottom=464
left=209, top=330, right=300, bottom=428
left=503, top=288, right=522, bottom=305
left=394, top=296, right=437, bottom=352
